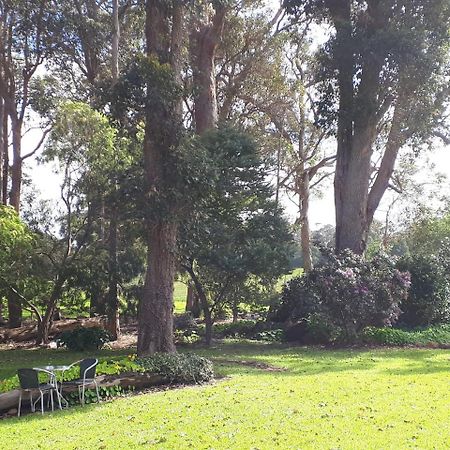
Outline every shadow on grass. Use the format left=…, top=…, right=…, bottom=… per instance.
left=199, top=341, right=450, bottom=378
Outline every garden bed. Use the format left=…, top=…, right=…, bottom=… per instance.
left=0, top=372, right=166, bottom=413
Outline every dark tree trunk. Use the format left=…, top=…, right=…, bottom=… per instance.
left=191, top=6, right=225, bottom=134
left=185, top=281, right=200, bottom=318
left=298, top=170, right=313, bottom=272
left=9, top=119, right=22, bottom=213
left=138, top=222, right=177, bottom=355
left=137, top=0, right=184, bottom=356
left=0, top=98, right=3, bottom=203
left=106, top=207, right=120, bottom=340
left=36, top=278, right=65, bottom=345
left=185, top=265, right=213, bottom=345
left=7, top=292, right=22, bottom=329
left=1, top=108, right=7, bottom=205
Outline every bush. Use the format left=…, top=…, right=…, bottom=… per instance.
left=361, top=325, right=450, bottom=347
left=174, top=312, right=197, bottom=331
left=136, top=353, right=214, bottom=384
left=274, top=251, right=411, bottom=342
left=56, top=326, right=112, bottom=351
left=213, top=320, right=258, bottom=338
left=397, top=254, right=450, bottom=327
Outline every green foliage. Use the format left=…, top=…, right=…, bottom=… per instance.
left=361, top=325, right=450, bottom=347
left=397, top=254, right=450, bottom=327
left=213, top=320, right=259, bottom=338
left=275, top=251, right=411, bottom=342
left=179, top=127, right=295, bottom=320
left=136, top=353, right=214, bottom=384
left=56, top=327, right=112, bottom=351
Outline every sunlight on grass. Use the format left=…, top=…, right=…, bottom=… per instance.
left=1, top=342, right=450, bottom=449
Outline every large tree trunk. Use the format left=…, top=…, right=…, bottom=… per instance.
left=7, top=292, right=22, bottom=329
left=106, top=207, right=120, bottom=340
left=191, top=6, right=225, bottom=134
left=298, top=170, right=313, bottom=272
left=112, top=0, right=120, bottom=82
left=137, top=0, right=184, bottom=356
left=1, top=108, right=7, bottom=205
left=0, top=98, right=3, bottom=203
left=9, top=118, right=22, bottom=213
left=138, top=222, right=177, bottom=355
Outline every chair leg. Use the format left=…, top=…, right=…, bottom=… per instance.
left=81, top=384, right=86, bottom=406
left=30, top=392, right=34, bottom=413
left=78, top=385, right=82, bottom=406
left=95, top=381, right=100, bottom=403
left=18, top=392, right=22, bottom=417
left=40, top=391, right=44, bottom=415
left=50, top=390, right=54, bottom=412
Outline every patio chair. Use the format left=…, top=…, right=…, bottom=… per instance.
left=61, top=358, right=100, bottom=406
left=17, top=368, right=55, bottom=417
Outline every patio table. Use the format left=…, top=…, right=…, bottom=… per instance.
left=33, top=365, right=71, bottom=409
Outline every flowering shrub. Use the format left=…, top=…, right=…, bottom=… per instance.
left=278, top=250, right=410, bottom=342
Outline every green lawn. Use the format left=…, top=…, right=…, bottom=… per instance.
left=174, top=280, right=187, bottom=314
left=1, top=342, right=450, bottom=449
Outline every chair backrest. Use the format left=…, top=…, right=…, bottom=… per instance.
left=80, top=358, right=98, bottom=380
left=18, top=369, right=39, bottom=389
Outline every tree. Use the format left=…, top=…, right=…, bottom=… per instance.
left=285, top=0, right=450, bottom=254
left=179, top=128, right=295, bottom=344
left=138, top=0, right=185, bottom=356
left=0, top=205, right=35, bottom=327
left=34, top=101, right=119, bottom=343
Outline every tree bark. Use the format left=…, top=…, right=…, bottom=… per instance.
left=0, top=98, right=3, bottom=203
left=298, top=170, right=313, bottom=272
left=185, top=265, right=213, bottom=346
left=138, top=222, right=177, bottom=355
left=9, top=118, right=22, bottom=213
left=1, top=108, right=7, bottom=205
left=112, top=0, right=120, bottom=82
left=191, top=6, right=225, bottom=134
left=137, top=0, right=185, bottom=356
left=106, top=207, right=120, bottom=340
left=185, top=281, right=200, bottom=318
left=36, top=278, right=65, bottom=345
left=7, top=291, right=22, bottom=329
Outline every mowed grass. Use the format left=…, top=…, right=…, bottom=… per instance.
left=1, top=342, right=450, bottom=449
left=174, top=280, right=187, bottom=314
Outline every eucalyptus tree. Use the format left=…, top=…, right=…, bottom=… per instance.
left=285, top=0, right=450, bottom=254
left=213, top=5, right=334, bottom=271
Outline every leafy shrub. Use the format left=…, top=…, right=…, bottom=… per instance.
left=397, top=254, right=450, bottom=327
left=274, top=251, right=411, bottom=342
left=136, top=353, right=214, bottom=384
left=174, top=329, right=201, bottom=345
left=174, top=312, right=197, bottom=331
left=361, top=327, right=415, bottom=346
left=361, top=325, right=450, bottom=346
left=254, top=329, right=284, bottom=342
left=56, top=326, right=112, bottom=351
left=213, top=320, right=258, bottom=338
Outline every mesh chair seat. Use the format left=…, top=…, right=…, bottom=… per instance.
left=17, top=369, right=56, bottom=416
left=60, top=358, right=100, bottom=406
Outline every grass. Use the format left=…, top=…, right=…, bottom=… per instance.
left=173, top=280, right=187, bottom=314
left=1, top=342, right=450, bottom=449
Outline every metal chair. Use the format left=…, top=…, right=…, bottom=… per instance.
left=17, top=369, right=55, bottom=417
left=61, top=358, right=100, bottom=406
